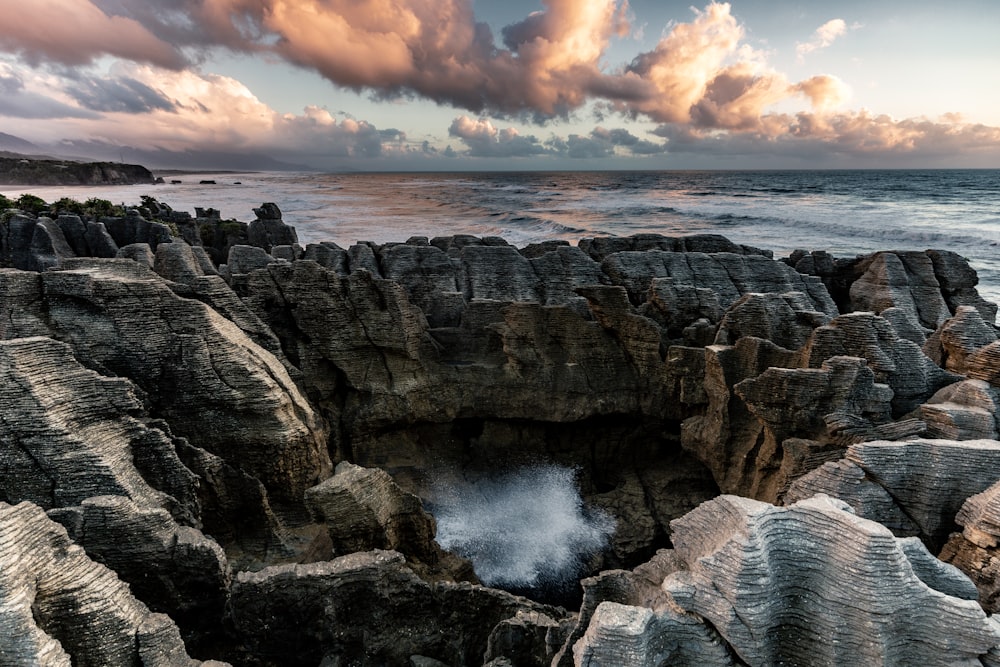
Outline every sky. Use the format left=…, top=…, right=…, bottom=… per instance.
left=0, top=0, right=998, bottom=170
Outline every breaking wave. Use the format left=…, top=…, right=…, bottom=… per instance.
left=431, top=465, right=615, bottom=593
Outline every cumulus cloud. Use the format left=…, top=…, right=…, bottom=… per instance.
left=0, top=0, right=186, bottom=69
left=449, top=117, right=666, bottom=159
left=448, top=116, right=549, bottom=157
left=66, top=75, right=179, bottom=114
left=0, top=1, right=996, bottom=164
left=796, top=19, right=848, bottom=60
left=654, top=111, right=1000, bottom=159
left=0, top=59, right=394, bottom=158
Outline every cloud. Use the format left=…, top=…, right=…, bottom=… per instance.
left=0, top=1, right=996, bottom=166
left=449, top=118, right=666, bottom=159
left=0, top=0, right=186, bottom=69
left=0, top=60, right=394, bottom=159
left=66, top=75, right=179, bottom=113
left=654, top=111, right=1000, bottom=160
left=448, top=116, right=549, bottom=157
left=796, top=19, right=848, bottom=60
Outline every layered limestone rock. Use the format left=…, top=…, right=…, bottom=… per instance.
left=0, top=258, right=331, bottom=508
left=227, top=550, right=568, bottom=667
left=3, top=212, right=1000, bottom=664
left=941, top=480, right=1000, bottom=614
left=572, top=494, right=997, bottom=667
left=0, top=501, right=222, bottom=666
left=786, top=438, right=1000, bottom=547
left=304, top=462, right=475, bottom=581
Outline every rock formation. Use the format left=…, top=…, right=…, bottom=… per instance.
left=3, top=196, right=1000, bottom=664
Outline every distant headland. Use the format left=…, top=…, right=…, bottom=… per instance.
left=0, top=152, right=156, bottom=186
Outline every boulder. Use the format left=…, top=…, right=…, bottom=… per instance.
left=305, top=462, right=475, bottom=581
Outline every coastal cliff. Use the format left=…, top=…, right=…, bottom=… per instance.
left=3, top=198, right=1000, bottom=665
left=0, top=154, right=155, bottom=185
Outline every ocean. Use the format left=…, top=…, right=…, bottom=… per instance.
left=4, top=169, right=1000, bottom=306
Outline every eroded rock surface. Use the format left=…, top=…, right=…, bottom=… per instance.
left=4, top=204, right=1000, bottom=665
left=572, top=495, right=997, bottom=667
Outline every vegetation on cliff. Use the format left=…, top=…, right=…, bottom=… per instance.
left=0, top=154, right=155, bottom=185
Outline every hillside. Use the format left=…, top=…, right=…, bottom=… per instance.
left=0, top=154, right=155, bottom=185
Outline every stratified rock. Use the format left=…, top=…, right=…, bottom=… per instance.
left=0, top=336, right=195, bottom=521
left=787, top=438, right=1000, bottom=547
left=927, top=248, right=998, bottom=323
left=1, top=214, right=76, bottom=271
left=226, top=244, right=274, bottom=276
left=660, top=494, right=997, bottom=666
left=941, top=480, right=1000, bottom=613
left=0, top=501, right=220, bottom=666
left=848, top=251, right=951, bottom=340
left=800, top=311, right=959, bottom=415
left=920, top=380, right=1000, bottom=440
left=571, top=602, right=735, bottom=667
left=304, top=462, right=474, bottom=581
left=551, top=550, right=682, bottom=667
left=923, top=305, right=998, bottom=374
left=247, top=202, right=297, bottom=253
left=730, top=355, right=891, bottom=500
left=35, top=259, right=330, bottom=507
left=600, top=250, right=834, bottom=314
left=154, top=241, right=218, bottom=283
left=713, top=291, right=830, bottom=349
left=227, top=550, right=567, bottom=667
left=103, top=209, right=173, bottom=250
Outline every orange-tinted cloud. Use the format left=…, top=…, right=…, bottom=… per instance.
left=1, top=1, right=998, bottom=164
left=0, top=0, right=186, bottom=69
left=796, top=19, right=848, bottom=60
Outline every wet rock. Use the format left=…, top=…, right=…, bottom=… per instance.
left=227, top=550, right=567, bottom=667
left=305, top=462, right=475, bottom=581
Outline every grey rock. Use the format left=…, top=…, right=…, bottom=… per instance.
left=226, top=244, right=274, bottom=275
left=247, top=202, right=297, bottom=252
left=787, top=438, right=1000, bottom=547
left=940, top=480, right=1000, bottom=614
left=0, top=501, right=218, bottom=666
left=227, top=550, right=567, bottom=667
left=305, top=462, right=475, bottom=581
left=662, top=494, right=997, bottom=666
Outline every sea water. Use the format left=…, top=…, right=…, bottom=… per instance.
left=5, top=169, right=998, bottom=302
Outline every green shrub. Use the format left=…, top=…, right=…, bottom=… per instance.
left=52, top=197, right=86, bottom=216
left=83, top=197, right=124, bottom=218
left=15, top=194, right=47, bottom=215
left=0, top=193, right=11, bottom=211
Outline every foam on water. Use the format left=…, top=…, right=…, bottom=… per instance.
left=431, top=465, right=615, bottom=590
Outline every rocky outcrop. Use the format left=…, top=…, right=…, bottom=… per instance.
left=227, top=550, right=568, bottom=667
left=572, top=494, right=996, bottom=666
left=941, top=480, right=1000, bottom=614
left=304, top=462, right=475, bottom=581
left=5, top=195, right=1000, bottom=665
left=1, top=258, right=331, bottom=510
left=0, top=156, right=155, bottom=185
left=0, top=501, right=223, bottom=666
left=786, top=438, right=1000, bottom=547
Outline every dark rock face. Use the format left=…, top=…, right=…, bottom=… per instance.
left=0, top=156, right=155, bottom=185
left=227, top=551, right=568, bottom=667
left=4, top=197, right=1000, bottom=665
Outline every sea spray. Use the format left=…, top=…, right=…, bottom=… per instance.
left=431, top=465, right=615, bottom=594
